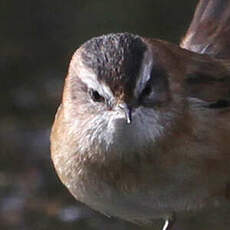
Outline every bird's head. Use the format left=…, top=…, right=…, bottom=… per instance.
left=58, top=33, right=189, bottom=156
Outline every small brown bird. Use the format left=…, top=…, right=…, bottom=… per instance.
left=51, top=0, right=230, bottom=229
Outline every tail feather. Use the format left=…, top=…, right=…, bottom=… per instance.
left=181, top=0, right=230, bottom=59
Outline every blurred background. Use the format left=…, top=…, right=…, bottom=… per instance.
left=0, top=0, right=199, bottom=229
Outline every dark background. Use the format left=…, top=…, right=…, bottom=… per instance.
left=0, top=0, right=198, bottom=229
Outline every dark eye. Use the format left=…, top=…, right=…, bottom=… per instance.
left=89, top=89, right=105, bottom=102
left=140, top=80, right=152, bottom=99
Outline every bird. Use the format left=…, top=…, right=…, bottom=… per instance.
left=50, top=0, right=230, bottom=229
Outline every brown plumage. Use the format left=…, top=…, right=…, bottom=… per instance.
left=51, top=1, right=230, bottom=229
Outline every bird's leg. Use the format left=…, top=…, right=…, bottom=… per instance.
left=162, top=214, right=175, bottom=230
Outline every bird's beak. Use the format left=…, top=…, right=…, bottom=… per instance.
left=118, top=103, right=132, bottom=124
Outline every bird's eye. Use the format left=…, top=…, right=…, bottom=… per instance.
left=141, top=81, right=152, bottom=98
left=89, top=89, right=105, bottom=103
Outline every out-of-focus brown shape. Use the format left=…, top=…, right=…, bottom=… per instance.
left=181, top=0, right=230, bottom=59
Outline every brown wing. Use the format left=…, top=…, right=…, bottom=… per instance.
left=181, top=0, right=230, bottom=59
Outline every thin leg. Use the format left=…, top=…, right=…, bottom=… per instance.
left=162, top=214, right=175, bottom=230
left=162, top=219, right=170, bottom=230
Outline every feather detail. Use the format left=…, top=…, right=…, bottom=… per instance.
left=181, top=0, right=230, bottom=59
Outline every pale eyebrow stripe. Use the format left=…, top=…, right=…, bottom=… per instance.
left=72, top=58, right=114, bottom=99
